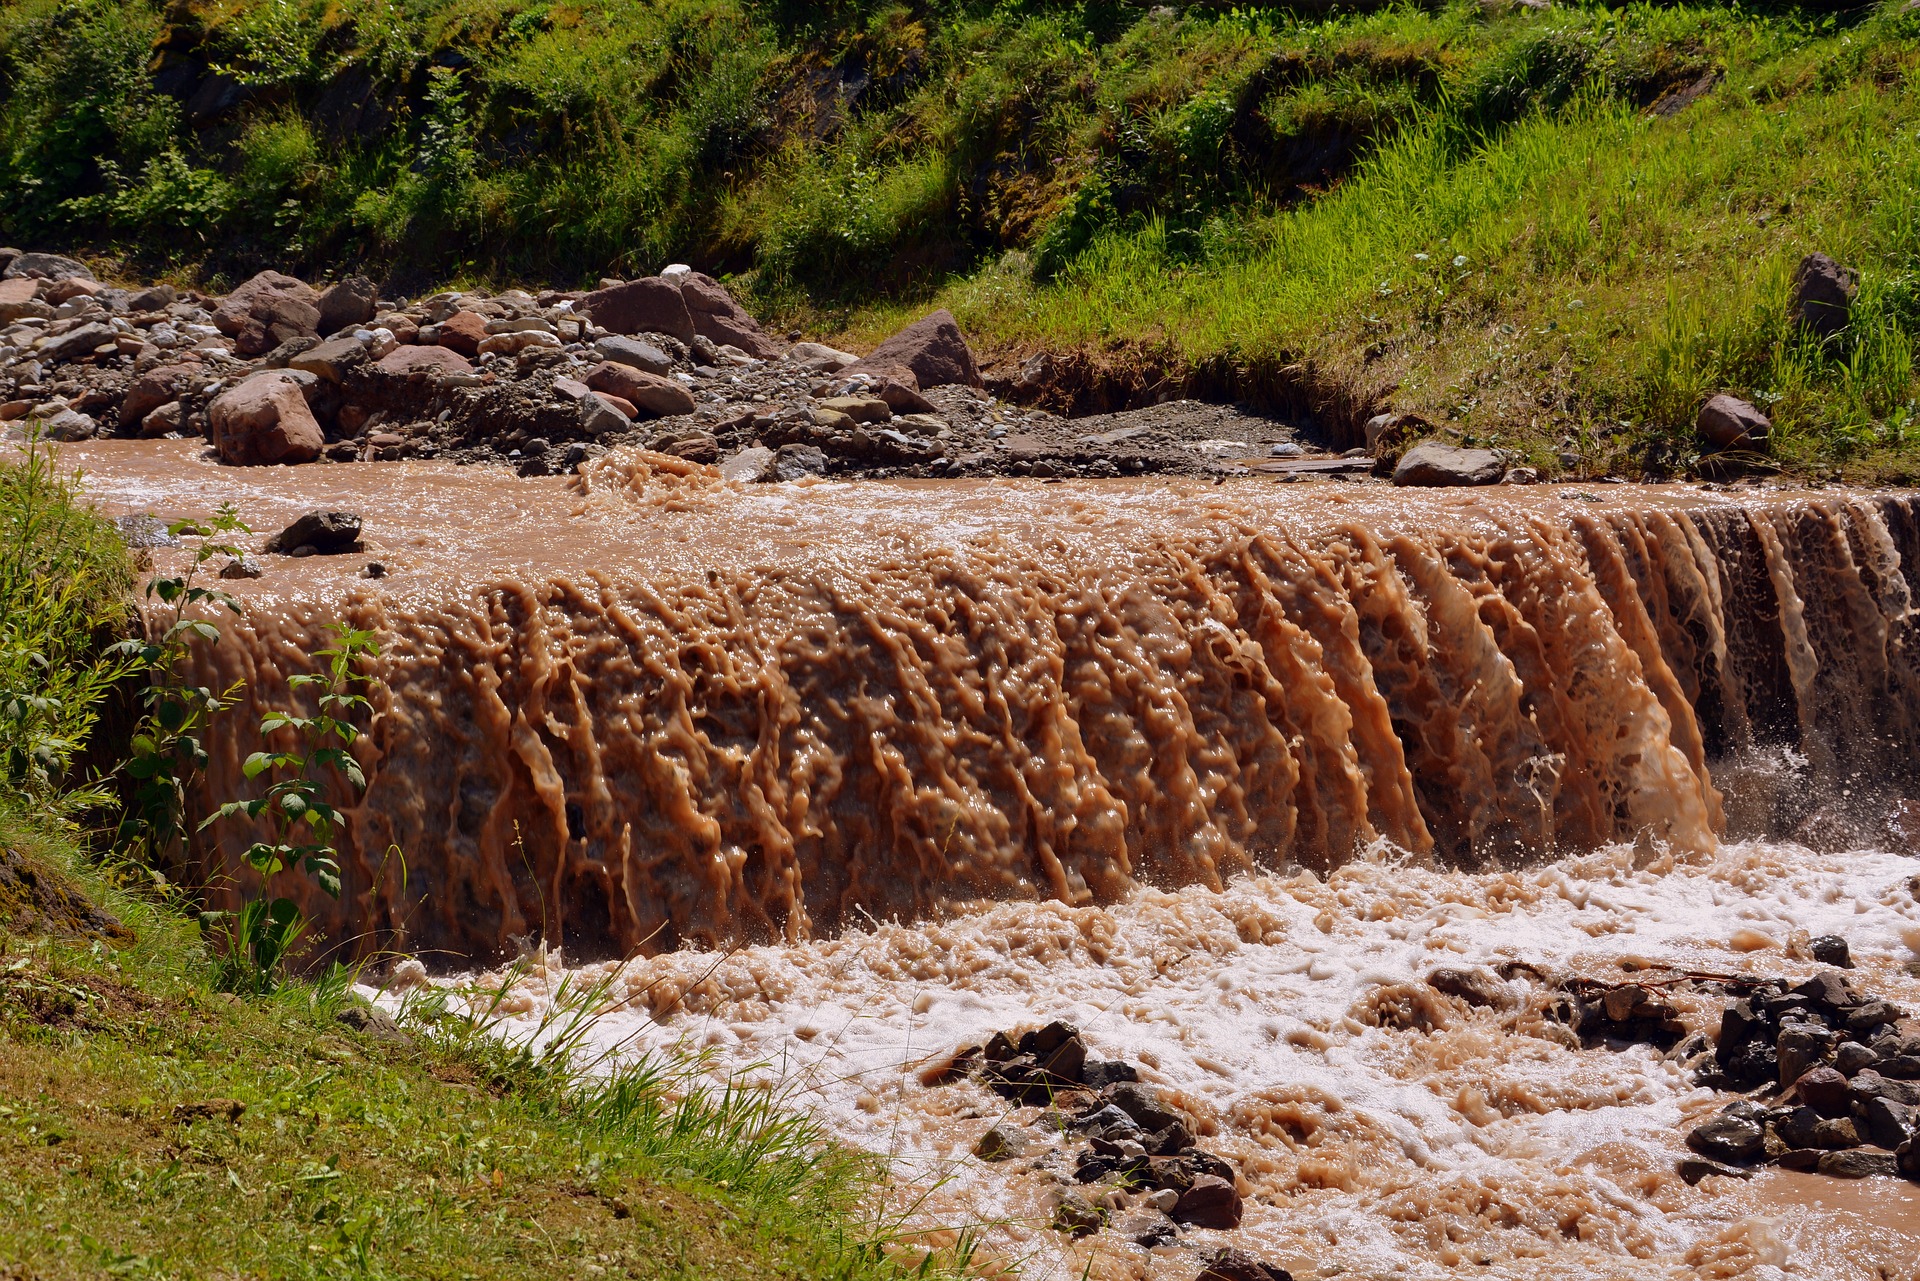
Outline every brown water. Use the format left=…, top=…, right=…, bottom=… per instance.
left=67, top=440, right=1920, bottom=960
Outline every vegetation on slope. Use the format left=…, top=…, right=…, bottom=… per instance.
left=2, top=0, right=1920, bottom=473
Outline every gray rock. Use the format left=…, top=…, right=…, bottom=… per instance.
left=1779, top=1024, right=1836, bottom=1089
left=265, top=511, right=362, bottom=556
left=1687, top=1113, right=1764, bottom=1163
left=1196, top=1247, right=1294, bottom=1281
left=719, top=445, right=775, bottom=483
left=1697, top=395, right=1771, bottom=450
left=593, top=335, right=672, bottom=374
left=772, top=443, right=828, bottom=481
left=1836, top=1041, right=1879, bottom=1077
left=1392, top=442, right=1504, bottom=487
left=1105, top=1082, right=1182, bottom=1134
left=289, top=336, right=366, bottom=384
left=1863, top=1097, right=1915, bottom=1150
left=1172, top=1173, right=1242, bottom=1229
left=125, top=285, right=178, bottom=313
left=1817, top=1149, right=1898, bottom=1179
left=579, top=393, right=629, bottom=437
left=1792, top=252, right=1858, bottom=339
left=40, top=407, right=97, bottom=441
left=39, top=322, right=117, bottom=364
left=218, top=555, right=264, bottom=580
left=3, top=252, right=93, bottom=282
left=1677, top=1157, right=1753, bottom=1185
left=316, top=276, right=378, bottom=334
left=1051, top=1191, right=1105, bottom=1237
left=972, top=1122, right=1026, bottom=1161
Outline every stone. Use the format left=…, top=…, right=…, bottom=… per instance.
left=125, top=284, right=177, bottom=312
left=335, top=1000, right=410, bottom=1045
left=1106, top=1082, right=1183, bottom=1135
left=579, top=277, right=696, bottom=343
left=894, top=412, right=948, bottom=436
left=1196, top=1247, right=1294, bottom=1281
left=811, top=407, right=856, bottom=432
left=1080, top=1060, right=1139, bottom=1089
left=1678, top=1158, right=1753, bottom=1186
left=719, top=445, right=775, bottom=483
left=1862, top=1097, right=1915, bottom=1150
left=40, top=407, right=97, bottom=441
left=1050, top=1191, right=1105, bottom=1237
left=678, top=272, right=782, bottom=359
left=1900, top=1139, right=1920, bottom=1179
left=1810, top=935, right=1853, bottom=968
left=1697, top=395, right=1771, bottom=450
left=1794, top=1066, right=1852, bottom=1117
left=207, top=372, right=326, bottom=466
left=872, top=377, right=938, bottom=416
left=1793, top=972, right=1860, bottom=1013
left=1792, top=253, right=1858, bottom=339
left=579, top=393, right=628, bottom=437
left=140, top=401, right=184, bottom=438
left=1817, top=1149, right=1898, bottom=1179
left=1427, top=967, right=1511, bottom=1009
left=39, top=322, right=118, bottom=364
left=212, top=271, right=321, bottom=357
left=0, top=247, right=17, bottom=273
left=1687, top=1113, right=1765, bottom=1163
left=660, top=432, right=719, bottom=464
left=772, top=443, right=828, bottom=481
left=1836, top=1041, right=1879, bottom=1077
left=972, top=1122, right=1026, bottom=1161
left=3, top=252, right=92, bottom=282
left=849, top=309, right=983, bottom=389
left=552, top=376, right=591, bottom=402
left=120, top=364, right=199, bottom=429
left=787, top=341, right=858, bottom=370
left=171, top=1098, right=245, bottom=1123
left=218, top=555, right=264, bottom=580
left=435, top=310, right=489, bottom=357
left=375, top=345, right=472, bottom=379
left=819, top=395, right=892, bottom=424
left=1779, top=1024, right=1837, bottom=1088
left=46, top=278, right=98, bottom=307
left=1173, top=1174, right=1242, bottom=1229
left=592, top=335, right=672, bottom=375
left=290, top=336, right=368, bottom=384
left=585, top=363, right=697, bottom=417
left=316, top=276, right=378, bottom=334
left=265, top=511, right=362, bottom=555
left=1072, top=1104, right=1144, bottom=1139
left=1392, top=442, right=1504, bottom=487
left=1849, top=1071, right=1920, bottom=1110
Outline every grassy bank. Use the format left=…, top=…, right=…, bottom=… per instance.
left=3, top=0, right=1920, bottom=473
left=0, top=441, right=954, bottom=1279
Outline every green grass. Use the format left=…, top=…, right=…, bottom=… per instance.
left=5, top=0, right=1920, bottom=472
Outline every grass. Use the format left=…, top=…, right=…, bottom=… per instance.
left=4, top=1, right=1920, bottom=472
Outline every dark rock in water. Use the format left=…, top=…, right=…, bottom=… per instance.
left=1105, top=1082, right=1182, bottom=1134
left=1778, top=1023, right=1837, bottom=1088
left=1847, top=1001, right=1901, bottom=1036
left=1809, top=935, right=1853, bottom=968
left=1861, top=1097, right=1915, bottom=1150
left=1817, top=1149, right=1898, bottom=1179
left=1791, top=252, right=1858, bottom=339
left=266, top=510, right=362, bottom=556
left=1900, top=1138, right=1920, bottom=1179
left=1070, top=1103, right=1141, bottom=1139
left=1427, top=966, right=1511, bottom=1008
left=1793, top=1066, right=1852, bottom=1118
left=218, top=555, right=263, bottom=580
left=1050, top=1191, right=1105, bottom=1237
left=1119, top=1213, right=1180, bottom=1250
left=1835, top=1041, right=1879, bottom=1077
left=1196, top=1247, right=1294, bottom=1281
left=1173, top=1173, right=1242, bottom=1229
left=1145, top=1119, right=1194, bottom=1156
left=1849, top=1071, right=1920, bottom=1110
left=1793, top=972, right=1861, bottom=1014
left=1696, top=395, right=1771, bottom=450
left=1391, top=442, right=1503, bottom=487
left=1882, top=1055, right=1920, bottom=1080
left=972, top=1122, right=1026, bottom=1161
left=1678, top=1158, right=1753, bottom=1185
left=772, top=443, right=828, bottom=481
left=1081, top=1059, right=1139, bottom=1089
left=1688, top=1113, right=1764, bottom=1163
left=116, top=513, right=179, bottom=548
left=1018, top=1020, right=1087, bottom=1084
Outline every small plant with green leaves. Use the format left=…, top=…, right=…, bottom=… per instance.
left=116, top=504, right=250, bottom=871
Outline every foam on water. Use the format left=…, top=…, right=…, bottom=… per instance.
left=392, top=839, right=1920, bottom=1280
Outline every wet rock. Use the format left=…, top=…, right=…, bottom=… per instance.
left=1688, top=1113, right=1765, bottom=1163
left=1900, top=1139, right=1920, bottom=1179
left=659, top=432, right=720, bottom=465
left=1809, top=935, right=1853, bottom=968
left=435, top=310, right=489, bottom=357
left=1118, top=1212, right=1179, bottom=1249
left=290, top=337, right=368, bottom=384
left=1849, top=1071, right=1920, bottom=1111
left=1019, top=1020, right=1088, bottom=1085
left=972, top=1122, right=1026, bottom=1161
left=1145, top=1120, right=1194, bottom=1156
left=1427, top=966, right=1511, bottom=1009
left=1779, top=1023, right=1838, bottom=1089
left=1861, top=1097, right=1915, bottom=1150
left=719, top=445, right=775, bottom=483
left=3, top=252, right=92, bottom=282
left=848, top=309, right=983, bottom=390
left=679, top=272, right=783, bottom=359
left=1795, top=1066, right=1852, bottom=1117
left=1392, top=442, right=1504, bottom=487
left=316, top=276, right=378, bottom=334
left=585, top=362, right=697, bottom=417
left=218, top=555, right=264, bottom=580
left=1105, top=1082, right=1183, bottom=1135
left=40, top=322, right=118, bottom=364
left=1696, top=395, right=1771, bottom=450
left=140, top=401, right=183, bottom=438
left=38, top=407, right=97, bottom=441
left=1835, top=1041, right=1879, bottom=1077
left=1791, top=253, right=1858, bottom=340
left=1883, top=1056, right=1920, bottom=1081
left=1678, top=1158, right=1753, bottom=1185
left=1817, top=1149, right=1898, bottom=1179
left=213, top=271, right=321, bottom=357
left=1050, top=1191, right=1105, bottom=1237
left=1847, top=1001, right=1902, bottom=1037
left=1173, top=1173, right=1242, bottom=1229
left=593, top=335, right=672, bottom=375
left=579, top=277, right=697, bottom=343
left=1071, top=1104, right=1142, bottom=1140
left=1196, top=1247, right=1294, bottom=1281
left=265, top=511, right=362, bottom=556
left=1080, top=1060, right=1139, bottom=1089
left=208, top=372, right=325, bottom=465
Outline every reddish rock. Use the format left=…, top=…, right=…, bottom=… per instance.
left=119, top=361, right=201, bottom=430
left=585, top=362, right=697, bottom=417
left=848, top=309, right=982, bottom=389
left=1794, top=1066, right=1852, bottom=1118
left=375, top=345, right=472, bottom=379
left=872, top=377, right=937, bottom=415
left=43, top=277, right=97, bottom=306
left=208, top=372, right=324, bottom=466
left=315, top=276, right=377, bottom=333
left=679, top=272, right=782, bottom=359
left=436, top=310, right=489, bottom=357
left=598, top=393, right=638, bottom=419
left=213, top=271, right=321, bottom=357
left=1172, top=1174, right=1242, bottom=1229
left=579, top=277, right=696, bottom=342
left=1697, top=395, right=1771, bottom=450
left=140, top=400, right=183, bottom=437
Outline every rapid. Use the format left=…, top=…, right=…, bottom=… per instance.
left=67, top=438, right=1920, bottom=1279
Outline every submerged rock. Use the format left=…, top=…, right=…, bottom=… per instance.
left=265, top=510, right=362, bottom=555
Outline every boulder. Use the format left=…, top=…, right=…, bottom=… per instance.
left=40, top=407, right=97, bottom=441
left=38, top=322, right=118, bottom=364
left=1105, top=1082, right=1183, bottom=1135
left=3, top=252, right=92, bottom=282
left=435, top=310, right=489, bottom=357
left=1697, top=395, right=1771, bottom=450
left=120, top=363, right=201, bottom=429
left=265, top=511, right=362, bottom=555
left=659, top=432, right=719, bottom=464
left=374, top=345, right=472, bottom=380
left=772, top=443, right=828, bottom=480
left=1792, top=252, right=1857, bottom=340
left=592, top=335, right=672, bottom=375
left=719, top=445, right=775, bottom=483
left=316, top=276, right=378, bottom=334
left=140, top=401, right=183, bottom=437
left=290, top=337, right=368, bottom=384
left=873, top=377, right=938, bottom=415
left=207, top=371, right=325, bottom=466
left=585, top=362, right=697, bottom=417
left=1172, top=1174, right=1242, bottom=1229
left=1810, top=935, right=1853, bottom=969
left=1816, top=1149, right=1898, bottom=1179
left=579, top=393, right=628, bottom=437
left=787, top=341, right=858, bottom=370
left=818, top=395, right=891, bottom=424
left=1862, top=1096, right=1915, bottom=1150
left=848, top=309, right=982, bottom=389
left=44, top=277, right=98, bottom=307
left=125, top=284, right=178, bottom=313
left=1686, top=1113, right=1764, bottom=1163
left=578, top=277, right=696, bottom=343
left=0, top=277, right=42, bottom=319
left=678, top=272, right=782, bottom=359
left=1392, top=442, right=1504, bottom=487
left=1792, top=1066, right=1851, bottom=1118
left=213, top=271, right=321, bottom=357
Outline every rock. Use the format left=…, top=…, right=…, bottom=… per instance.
left=265, top=511, right=362, bottom=555
left=1817, top=1149, right=1898, bottom=1179
left=579, top=277, right=696, bottom=343
left=1364, top=411, right=1434, bottom=451
left=1173, top=1174, right=1242, bottom=1229
left=585, top=362, right=697, bottom=417
left=1779, top=1024, right=1837, bottom=1088
left=335, top=1000, right=410, bottom=1045
left=120, top=364, right=199, bottom=429
left=1862, top=1097, right=1915, bottom=1150
left=290, top=336, right=368, bottom=384
left=0, top=277, right=45, bottom=323
left=1106, top=1082, right=1182, bottom=1135
left=218, top=555, right=263, bottom=580
left=171, top=1098, right=245, bottom=1123
left=552, top=376, right=591, bottom=402
left=719, top=445, right=775, bottom=483
left=208, top=373, right=326, bottom=466
left=1427, top=967, right=1511, bottom=1009
left=1900, top=1139, right=1920, bottom=1179
left=848, top=309, right=983, bottom=389
left=819, top=395, right=892, bottom=424
left=592, top=335, right=672, bottom=375
left=1118, top=1212, right=1179, bottom=1249
left=787, top=341, right=858, bottom=370
left=1081, top=1060, right=1139, bottom=1089
left=660, top=432, right=719, bottom=464
left=811, top=406, right=856, bottom=432
left=0, top=247, right=17, bottom=273
left=1810, top=935, right=1853, bottom=968
left=1051, top=1191, right=1105, bottom=1237
left=1687, top=1113, right=1765, bottom=1163
left=872, top=377, right=938, bottom=416
left=1835, top=1041, right=1879, bottom=1077
left=46, top=278, right=98, bottom=307
left=40, top=407, right=97, bottom=441
left=435, top=310, right=489, bottom=357
left=772, top=444, right=828, bottom=480
left=140, top=401, right=184, bottom=438
left=972, top=1122, right=1026, bottom=1161
left=1850, top=1071, right=1920, bottom=1110
left=579, top=393, right=628, bottom=437
left=125, top=284, right=177, bottom=312
left=1146, top=1120, right=1194, bottom=1156
left=1795, top=1066, right=1852, bottom=1117
left=477, top=330, right=561, bottom=357
left=375, top=345, right=472, bottom=380
left=39, top=322, right=118, bottom=364
left=1678, top=1158, right=1753, bottom=1185
left=1196, top=1247, right=1294, bottom=1281
left=1792, top=253, right=1858, bottom=339
left=678, top=272, right=782, bottom=359
left=3, top=252, right=93, bottom=282
left=1392, top=442, right=1504, bottom=487
left=316, top=276, right=378, bottom=333
left=1697, top=395, right=1771, bottom=450
left=1072, top=1104, right=1144, bottom=1139
left=212, top=271, right=321, bottom=357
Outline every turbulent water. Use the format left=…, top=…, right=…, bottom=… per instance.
left=66, top=439, right=1920, bottom=1277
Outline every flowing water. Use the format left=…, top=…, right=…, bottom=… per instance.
left=64, top=439, right=1920, bottom=1278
